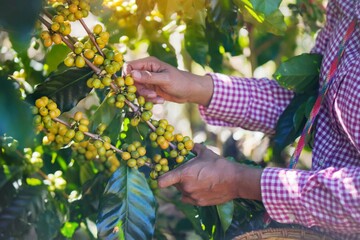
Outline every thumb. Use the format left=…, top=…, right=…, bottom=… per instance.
left=131, top=70, right=169, bottom=85
left=191, top=143, right=207, bottom=155
left=157, top=168, right=181, bottom=189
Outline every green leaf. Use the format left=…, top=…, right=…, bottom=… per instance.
left=293, top=101, right=307, bottom=132
left=198, top=206, right=218, bottom=238
left=28, top=67, right=93, bottom=112
left=273, top=53, right=322, bottom=93
left=44, top=44, right=72, bottom=75
left=148, top=41, right=178, bottom=67
left=249, top=0, right=281, bottom=15
left=184, top=11, right=208, bottom=66
left=305, top=96, right=316, bottom=119
left=167, top=197, right=208, bottom=239
left=0, top=77, right=35, bottom=147
left=208, top=0, right=238, bottom=33
left=80, top=162, right=97, bottom=185
left=0, top=0, right=42, bottom=52
left=216, top=201, right=234, bottom=232
left=235, top=0, right=286, bottom=35
left=35, top=208, right=62, bottom=240
left=97, top=166, right=156, bottom=240
left=90, top=97, right=123, bottom=142
left=0, top=186, right=48, bottom=238
left=273, top=94, right=309, bottom=155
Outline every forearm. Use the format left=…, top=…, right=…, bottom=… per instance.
left=181, top=71, right=214, bottom=106
left=234, top=164, right=263, bottom=201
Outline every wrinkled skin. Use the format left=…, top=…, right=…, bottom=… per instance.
left=124, top=56, right=214, bottom=106
left=124, top=57, right=263, bottom=206
left=158, top=144, right=263, bottom=206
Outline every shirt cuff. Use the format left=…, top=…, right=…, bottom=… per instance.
left=198, top=72, right=250, bottom=127
left=261, top=167, right=310, bottom=224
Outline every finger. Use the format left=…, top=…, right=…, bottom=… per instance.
left=134, top=85, right=158, bottom=99
left=146, top=97, right=165, bottom=104
left=124, top=56, right=163, bottom=75
left=191, top=143, right=206, bottom=155
left=131, top=70, right=170, bottom=85
left=158, top=169, right=181, bottom=188
left=181, top=195, right=196, bottom=205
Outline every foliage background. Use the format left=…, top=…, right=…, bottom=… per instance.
left=0, top=0, right=326, bottom=239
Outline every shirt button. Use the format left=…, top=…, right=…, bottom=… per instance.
left=288, top=214, right=296, bottom=222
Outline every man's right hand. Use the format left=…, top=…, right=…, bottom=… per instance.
left=123, top=56, right=214, bottom=106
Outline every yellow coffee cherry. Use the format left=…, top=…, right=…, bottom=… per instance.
left=74, top=111, right=83, bottom=121
left=93, top=24, right=103, bottom=35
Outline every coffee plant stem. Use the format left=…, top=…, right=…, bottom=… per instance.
left=79, top=18, right=105, bottom=57
left=38, top=15, right=102, bottom=75
left=39, top=13, right=177, bottom=151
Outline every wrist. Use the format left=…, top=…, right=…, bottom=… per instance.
left=183, top=72, right=214, bottom=106
left=235, top=165, right=263, bottom=201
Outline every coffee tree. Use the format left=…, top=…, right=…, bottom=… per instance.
left=0, top=0, right=324, bottom=239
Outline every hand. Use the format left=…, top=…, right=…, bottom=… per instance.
left=158, top=143, right=263, bottom=206
left=123, top=57, right=214, bottom=106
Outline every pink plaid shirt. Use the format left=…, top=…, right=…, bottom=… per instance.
left=199, top=0, right=360, bottom=239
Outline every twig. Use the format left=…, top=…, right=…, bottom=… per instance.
left=39, top=13, right=177, bottom=151
left=79, top=18, right=105, bottom=57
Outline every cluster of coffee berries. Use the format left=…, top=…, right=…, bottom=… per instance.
left=146, top=119, right=194, bottom=179
left=120, top=141, right=148, bottom=168
left=149, top=119, right=175, bottom=150
left=106, top=75, right=138, bottom=109
left=71, top=136, right=120, bottom=173
left=149, top=153, right=170, bottom=179
left=103, top=0, right=138, bottom=28
left=33, top=96, right=61, bottom=131
left=92, top=24, right=111, bottom=49
left=54, top=0, right=90, bottom=22
left=40, top=30, right=63, bottom=47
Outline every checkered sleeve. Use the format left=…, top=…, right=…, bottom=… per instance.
left=261, top=167, right=360, bottom=233
left=198, top=73, right=294, bottom=135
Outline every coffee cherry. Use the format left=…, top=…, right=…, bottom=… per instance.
left=74, top=111, right=83, bottom=121
left=64, top=56, right=75, bottom=67
left=141, top=111, right=152, bottom=121
left=75, top=56, right=86, bottom=68
left=93, top=24, right=103, bottom=35
left=130, top=117, right=140, bottom=127
left=121, top=152, right=131, bottom=161
left=149, top=132, right=157, bottom=141
left=127, top=159, right=137, bottom=168
left=51, top=22, right=60, bottom=32
left=144, top=102, right=153, bottom=111
left=137, top=96, right=145, bottom=106
left=176, top=155, right=185, bottom=164
left=93, top=54, right=104, bottom=65
left=124, top=75, right=134, bottom=86
left=84, top=49, right=95, bottom=59
left=40, top=31, right=51, bottom=40
left=43, top=38, right=53, bottom=48
left=114, top=52, right=123, bottom=63
left=50, top=33, right=61, bottom=44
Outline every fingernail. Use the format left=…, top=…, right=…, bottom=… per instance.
left=131, top=70, right=141, bottom=79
